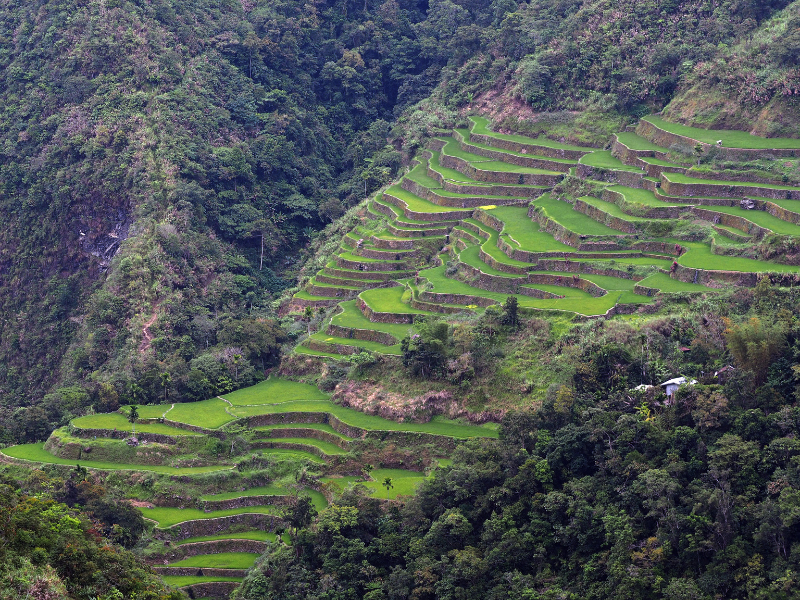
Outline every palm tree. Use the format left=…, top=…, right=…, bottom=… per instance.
left=382, top=477, right=394, bottom=497
left=128, top=405, right=139, bottom=437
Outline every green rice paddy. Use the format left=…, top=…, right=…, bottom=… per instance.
left=677, top=241, right=800, bottom=272
left=223, top=378, right=329, bottom=405
left=615, top=132, right=666, bottom=151
left=664, top=171, right=800, bottom=191
left=489, top=205, right=574, bottom=252
left=168, top=552, right=259, bottom=569
left=162, top=576, right=243, bottom=587
left=469, top=116, right=592, bottom=151
left=698, top=206, right=800, bottom=235
left=359, top=286, right=433, bottom=315
left=643, top=116, right=800, bottom=149
left=330, top=300, right=414, bottom=340
left=140, top=505, right=280, bottom=528
left=579, top=150, right=643, bottom=172
left=71, top=412, right=200, bottom=435
left=175, top=531, right=285, bottom=545
left=536, top=195, right=623, bottom=235
left=254, top=423, right=353, bottom=441
left=638, top=272, right=715, bottom=292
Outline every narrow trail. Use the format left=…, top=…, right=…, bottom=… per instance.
left=139, top=311, right=159, bottom=353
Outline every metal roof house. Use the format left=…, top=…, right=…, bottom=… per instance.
left=660, top=376, right=697, bottom=401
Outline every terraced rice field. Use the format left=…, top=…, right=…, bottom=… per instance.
left=288, top=113, right=800, bottom=362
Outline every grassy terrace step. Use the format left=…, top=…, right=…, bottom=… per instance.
left=638, top=272, right=715, bottom=292
left=176, top=531, right=285, bottom=545
left=643, top=116, right=800, bottom=149
left=607, top=185, right=686, bottom=208
left=443, top=135, right=574, bottom=169
left=168, top=552, right=259, bottom=569
left=578, top=196, right=651, bottom=222
left=308, top=277, right=361, bottom=291
left=293, top=290, right=338, bottom=301
left=294, top=346, right=347, bottom=358
left=469, top=116, right=594, bottom=152
left=463, top=218, right=532, bottom=268
left=698, top=206, right=800, bottom=235
left=140, top=505, right=280, bottom=528
left=359, top=285, right=434, bottom=315
left=384, top=185, right=473, bottom=214
left=405, top=168, right=533, bottom=200
left=372, top=197, right=458, bottom=227
left=428, top=151, right=550, bottom=193
left=677, top=241, right=800, bottom=273
left=488, top=206, right=574, bottom=252
left=71, top=412, right=201, bottom=435
left=640, top=156, right=687, bottom=168
left=583, top=256, right=675, bottom=268
left=323, top=468, right=431, bottom=500
left=1, top=443, right=232, bottom=474
left=264, top=436, right=349, bottom=455
left=458, top=245, right=522, bottom=277
left=163, top=575, right=242, bottom=587
left=315, top=272, right=385, bottom=287
left=223, top=378, right=329, bottom=405
left=128, top=398, right=235, bottom=429
left=578, top=150, right=644, bottom=172
left=307, top=332, right=402, bottom=355
left=614, top=132, right=668, bottom=151
left=254, top=423, right=354, bottom=442
left=330, top=299, right=413, bottom=339
left=200, top=485, right=327, bottom=508
left=664, top=171, right=800, bottom=192
left=226, top=397, right=498, bottom=439
left=337, top=251, right=408, bottom=265
left=535, top=196, right=623, bottom=235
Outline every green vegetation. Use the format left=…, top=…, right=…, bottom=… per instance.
left=140, top=505, right=280, bottom=529
left=1, top=443, right=232, bottom=474
left=489, top=206, right=574, bottom=251
left=176, top=531, right=284, bottom=545
left=536, top=195, right=623, bottom=235
left=701, top=206, right=800, bottom=235
left=223, top=377, right=329, bottom=405
left=359, top=287, right=432, bottom=315
left=638, top=272, right=715, bottom=292
left=678, top=241, right=800, bottom=273
left=469, top=116, right=593, bottom=151
left=579, top=151, right=644, bottom=172
left=330, top=300, right=413, bottom=340
left=614, top=132, right=667, bottom=151
left=665, top=171, right=800, bottom=191
left=162, top=576, right=242, bottom=587
left=71, top=412, right=201, bottom=435
left=168, top=552, right=259, bottom=569
left=644, top=115, right=800, bottom=149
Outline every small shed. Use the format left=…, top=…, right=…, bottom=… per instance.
left=714, top=365, right=735, bottom=382
left=660, top=376, right=697, bottom=401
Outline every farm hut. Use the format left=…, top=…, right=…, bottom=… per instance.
left=660, top=376, right=697, bottom=402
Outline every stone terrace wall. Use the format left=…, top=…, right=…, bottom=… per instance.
left=70, top=427, right=179, bottom=445
left=602, top=188, right=685, bottom=219
left=455, top=132, right=575, bottom=173
left=147, top=539, right=269, bottom=564
left=357, top=298, right=416, bottom=324
left=335, top=257, right=409, bottom=272
left=327, top=324, right=399, bottom=345
left=306, top=283, right=359, bottom=299
left=362, top=430, right=458, bottom=453
left=382, top=191, right=474, bottom=221
left=672, top=264, right=759, bottom=288
left=256, top=426, right=350, bottom=449
left=637, top=119, right=800, bottom=161
left=152, top=566, right=247, bottom=577
left=255, top=440, right=329, bottom=458
left=419, top=290, right=501, bottom=307
left=575, top=164, right=646, bottom=188
left=438, top=152, right=564, bottom=184
left=387, top=223, right=450, bottom=238
left=761, top=200, right=800, bottom=225
left=160, top=513, right=285, bottom=540
left=469, top=133, right=590, bottom=160
left=690, top=207, right=770, bottom=240
left=534, top=259, right=642, bottom=281
left=326, top=267, right=412, bottom=281
left=573, top=199, right=638, bottom=234
left=183, top=581, right=240, bottom=599
left=306, top=339, right=359, bottom=355
left=426, top=161, right=544, bottom=197
left=401, top=178, right=526, bottom=208
left=661, top=176, right=800, bottom=200
left=369, top=235, right=415, bottom=250
left=527, top=273, right=607, bottom=297
left=653, top=190, right=734, bottom=206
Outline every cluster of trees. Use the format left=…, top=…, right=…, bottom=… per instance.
left=0, top=467, right=178, bottom=600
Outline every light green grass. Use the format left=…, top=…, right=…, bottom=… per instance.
left=615, top=132, right=666, bottom=151
left=176, top=531, right=285, bottom=545
left=583, top=257, right=675, bottom=268
left=698, top=206, right=800, bottom=235
left=664, top=171, right=800, bottom=191
left=295, top=346, right=345, bottom=358
left=457, top=244, right=521, bottom=277
left=71, top=412, right=201, bottom=435
left=359, top=286, right=433, bottom=315
left=308, top=333, right=402, bottom=355
left=254, top=423, right=353, bottom=441
left=169, top=552, right=259, bottom=569
left=322, top=469, right=429, bottom=499
left=338, top=251, right=403, bottom=264
left=489, top=205, right=574, bottom=252
left=229, top=399, right=498, bottom=439
left=464, top=218, right=533, bottom=268
left=140, top=505, right=280, bottom=529
left=572, top=273, right=638, bottom=291
left=536, top=195, right=623, bottom=235
left=2, top=444, right=232, bottom=474
left=259, top=448, right=326, bottom=463
left=162, top=575, right=242, bottom=587
left=638, top=272, right=715, bottom=292
left=132, top=399, right=234, bottom=429
left=223, top=378, right=329, bottom=405
left=640, top=156, right=687, bottom=168
left=440, top=137, right=572, bottom=170
left=767, top=199, right=800, bottom=214
left=331, top=300, right=414, bottom=340
left=469, top=116, right=592, bottom=151
left=643, top=116, right=800, bottom=149
left=677, top=241, right=800, bottom=273
left=386, top=185, right=467, bottom=214
left=200, top=486, right=328, bottom=510
left=267, top=437, right=349, bottom=455
left=578, top=196, right=649, bottom=222
left=579, top=150, right=643, bottom=172
left=293, top=290, right=337, bottom=301
left=454, top=134, right=577, bottom=166
left=608, top=185, right=684, bottom=207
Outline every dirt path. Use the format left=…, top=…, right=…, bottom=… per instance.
left=139, top=311, right=158, bottom=353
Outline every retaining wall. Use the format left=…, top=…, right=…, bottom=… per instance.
left=574, top=164, right=646, bottom=188
left=160, top=513, right=285, bottom=540
left=306, top=339, right=360, bottom=355
left=690, top=207, right=770, bottom=240
left=382, top=191, right=474, bottom=221
left=636, top=119, right=800, bottom=161
left=326, top=324, right=399, bottom=345
left=761, top=200, right=800, bottom=225
left=387, top=223, right=450, bottom=238
left=358, top=298, right=417, bottom=324
left=256, top=426, right=351, bottom=448
left=454, top=131, right=575, bottom=172
left=438, top=152, right=565, bottom=184
left=468, top=132, right=589, bottom=160
left=369, top=235, right=415, bottom=250
left=573, top=199, right=638, bottom=234
left=401, top=178, right=528, bottom=208
left=661, top=175, right=800, bottom=200
left=426, top=160, right=545, bottom=197
left=602, top=188, right=685, bottom=219
left=325, top=266, right=412, bottom=280
left=152, top=567, right=247, bottom=577
left=182, top=581, right=240, bottom=599
left=70, top=427, right=180, bottom=445
left=306, top=283, right=360, bottom=299
left=335, top=256, right=410, bottom=272
left=147, top=539, right=269, bottom=564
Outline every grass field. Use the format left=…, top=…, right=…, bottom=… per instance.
left=359, top=286, right=433, bottom=315
left=643, top=116, right=800, bottom=149
left=254, top=423, right=354, bottom=441
left=131, top=398, right=235, bottom=429
left=330, top=300, right=414, bottom=340
left=536, top=195, right=623, bottom=235
left=638, top=272, right=715, bottom=292
left=579, top=150, right=643, bottom=172
left=469, top=116, right=593, bottom=151
left=201, top=487, right=328, bottom=510
left=385, top=185, right=466, bottom=213
left=229, top=399, right=498, bottom=438
left=698, top=206, right=800, bottom=235
left=1, top=443, right=232, bottom=474
left=71, top=412, right=200, bottom=435
left=615, top=132, right=666, bottom=151
left=162, top=575, right=243, bottom=587
left=223, top=378, right=329, bottom=405
left=664, top=171, right=800, bottom=191
left=140, top=505, right=280, bottom=528
left=308, top=332, right=402, bottom=354
left=176, top=531, right=285, bottom=545
left=169, top=552, right=259, bottom=569
left=489, top=206, right=574, bottom=252
left=677, top=241, right=800, bottom=272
